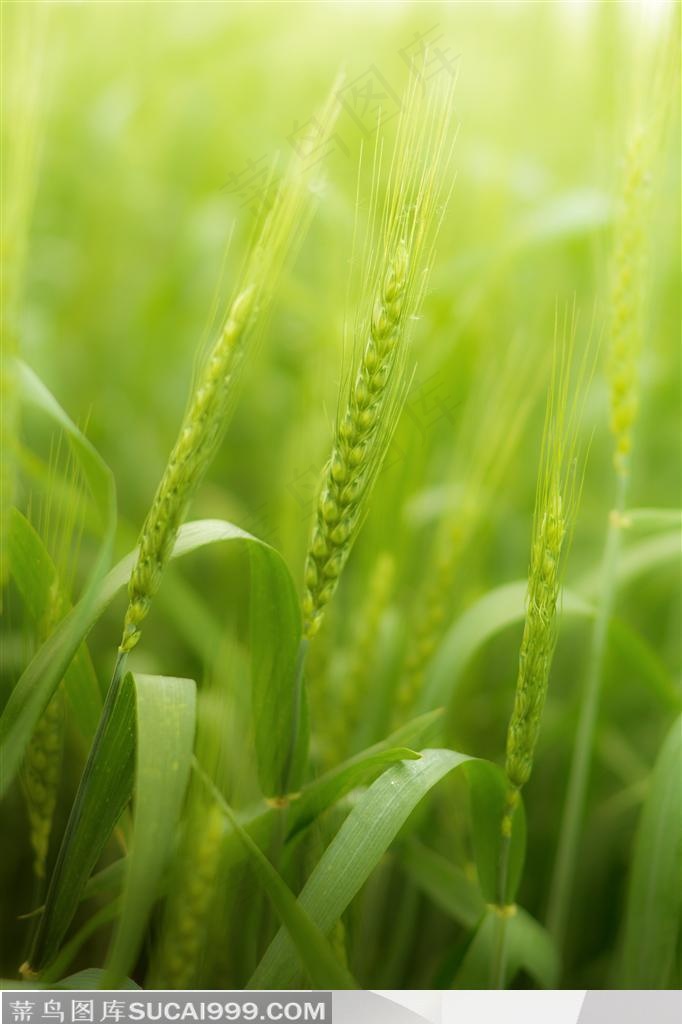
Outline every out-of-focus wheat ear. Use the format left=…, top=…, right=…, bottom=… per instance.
left=120, top=80, right=342, bottom=654
left=302, top=73, right=457, bottom=640
left=23, top=683, right=64, bottom=883
left=606, top=123, right=648, bottom=478
left=397, top=331, right=544, bottom=717
left=22, top=437, right=88, bottom=885
left=607, top=10, right=678, bottom=479
left=148, top=800, right=225, bottom=989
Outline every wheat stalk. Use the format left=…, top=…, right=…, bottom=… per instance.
left=490, top=308, right=590, bottom=987
left=547, top=27, right=677, bottom=944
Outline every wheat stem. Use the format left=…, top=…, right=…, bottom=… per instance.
left=547, top=469, right=628, bottom=946
left=548, top=99, right=657, bottom=948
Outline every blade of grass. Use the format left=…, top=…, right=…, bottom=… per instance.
left=8, top=510, right=102, bottom=741
left=41, top=902, right=120, bottom=985
left=103, top=674, right=196, bottom=988
left=26, top=667, right=135, bottom=974
left=398, top=839, right=485, bottom=930
left=249, top=542, right=303, bottom=796
left=196, top=765, right=357, bottom=989
left=420, top=581, right=593, bottom=713
left=248, top=747, right=524, bottom=988
left=17, top=360, right=116, bottom=593
left=23, top=712, right=440, bottom=928
left=577, top=529, right=681, bottom=600
left=453, top=908, right=559, bottom=988
left=0, top=518, right=299, bottom=798
left=619, top=715, right=682, bottom=987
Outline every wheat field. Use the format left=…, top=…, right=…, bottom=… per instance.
left=1, top=0, right=680, bottom=992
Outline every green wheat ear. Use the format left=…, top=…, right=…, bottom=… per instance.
left=120, top=83, right=341, bottom=654
left=505, top=308, right=592, bottom=792
left=302, top=74, right=456, bottom=640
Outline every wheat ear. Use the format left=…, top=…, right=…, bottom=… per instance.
left=302, top=76, right=455, bottom=639
left=120, top=86, right=340, bottom=653
left=149, top=801, right=225, bottom=988
left=505, top=312, right=587, bottom=792
left=490, top=309, right=590, bottom=989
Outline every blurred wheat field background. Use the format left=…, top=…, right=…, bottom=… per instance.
left=1, top=0, right=680, bottom=991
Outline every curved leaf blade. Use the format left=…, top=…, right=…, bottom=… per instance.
left=1, top=518, right=299, bottom=798
left=17, top=360, right=116, bottom=591
left=420, top=581, right=593, bottom=712
left=248, top=747, right=523, bottom=988
left=198, top=772, right=356, bottom=989
left=8, top=510, right=102, bottom=741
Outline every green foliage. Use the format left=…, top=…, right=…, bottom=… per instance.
left=104, top=673, right=196, bottom=987
left=619, top=715, right=682, bottom=987
left=1, top=0, right=679, bottom=994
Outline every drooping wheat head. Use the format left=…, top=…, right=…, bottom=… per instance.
left=302, top=75, right=456, bottom=639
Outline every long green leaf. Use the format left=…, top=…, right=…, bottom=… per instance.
left=2, top=355, right=117, bottom=792
left=104, top=674, right=196, bottom=987
left=1, top=518, right=299, bottom=798
left=249, top=545, right=303, bottom=796
left=41, top=902, right=121, bottom=984
left=248, top=747, right=522, bottom=988
left=8, top=510, right=102, bottom=741
left=0, top=970, right=139, bottom=991
left=24, top=710, right=441, bottom=927
left=420, top=581, right=593, bottom=712
left=17, top=361, right=116, bottom=587
left=619, top=715, right=682, bottom=987
left=28, top=673, right=136, bottom=972
left=578, top=530, right=681, bottom=599
left=398, top=839, right=485, bottom=929
left=288, top=746, right=421, bottom=839
left=199, top=771, right=356, bottom=989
